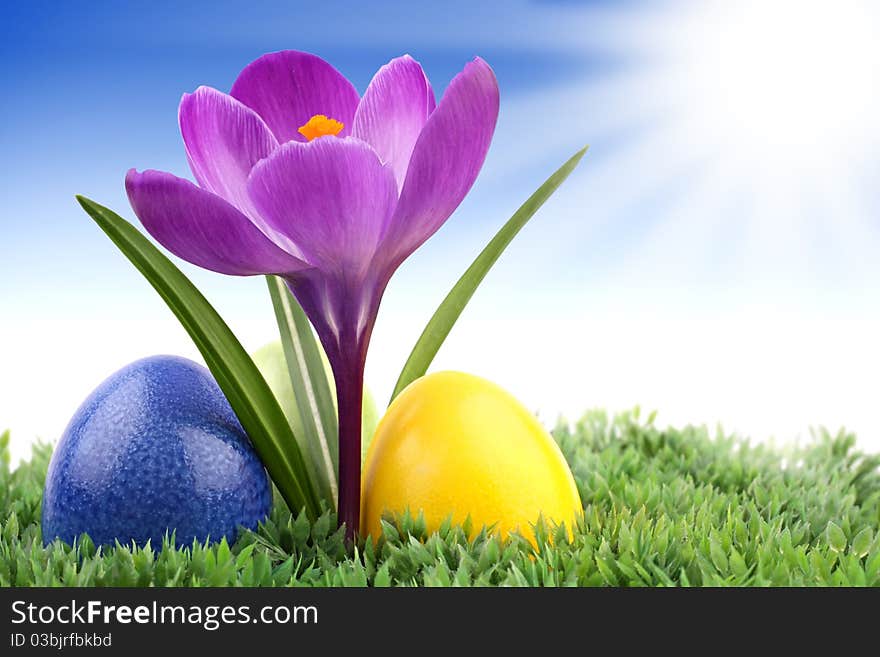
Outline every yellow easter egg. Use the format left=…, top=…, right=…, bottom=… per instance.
left=361, top=371, right=582, bottom=544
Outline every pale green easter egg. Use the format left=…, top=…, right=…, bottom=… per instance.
left=251, top=341, right=379, bottom=461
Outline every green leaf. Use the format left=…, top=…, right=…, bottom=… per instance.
left=76, top=196, right=320, bottom=519
left=851, top=527, right=873, bottom=559
left=373, top=562, right=392, bottom=587
left=729, top=547, right=748, bottom=579
left=709, top=538, right=729, bottom=573
left=235, top=544, right=256, bottom=570
left=266, top=276, right=339, bottom=506
left=0, top=430, right=9, bottom=472
left=826, top=521, right=847, bottom=553
left=390, top=146, right=588, bottom=403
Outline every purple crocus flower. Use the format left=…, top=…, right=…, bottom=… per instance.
left=125, top=50, right=499, bottom=536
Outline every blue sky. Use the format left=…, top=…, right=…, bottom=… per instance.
left=2, top=0, right=604, bottom=305
left=3, top=0, right=880, bottom=460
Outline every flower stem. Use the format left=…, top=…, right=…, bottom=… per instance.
left=285, top=274, right=383, bottom=541
left=334, top=346, right=365, bottom=541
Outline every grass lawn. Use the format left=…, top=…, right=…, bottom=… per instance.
left=2, top=409, right=879, bottom=586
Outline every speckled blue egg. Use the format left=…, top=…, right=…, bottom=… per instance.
left=42, top=355, right=272, bottom=547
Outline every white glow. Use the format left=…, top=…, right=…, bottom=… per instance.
left=475, top=0, right=880, bottom=452
left=669, top=0, right=879, bottom=170
left=8, top=299, right=879, bottom=466
left=504, top=0, right=880, bottom=286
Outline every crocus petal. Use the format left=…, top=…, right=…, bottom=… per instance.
left=247, top=137, right=398, bottom=277
left=125, top=169, right=308, bottom=276
left=352, top=55, right=436, bottom=190
left=179, top=86, right=278, bottom=215
left=378, top=58, right=499, bottom=267
left=230, top=50, right=361, bottom=144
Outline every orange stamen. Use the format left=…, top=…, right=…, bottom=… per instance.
left=298, top=114, right=344, bottom=141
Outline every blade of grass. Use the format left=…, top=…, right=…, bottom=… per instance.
left=390, top=146, right=588, bottom=403
left=266, top=275, right=339, bottom=506
left=76, top=196, right=321, bottom=518
left=0, top=430, right=9, bottom=472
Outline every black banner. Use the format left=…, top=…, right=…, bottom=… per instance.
left=0, top=587, right=874, bottom=652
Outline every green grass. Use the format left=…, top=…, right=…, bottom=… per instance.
left=2, top=410, right=879, bottom=586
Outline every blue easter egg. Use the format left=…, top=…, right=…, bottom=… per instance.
left=42, top=355, right=272, bottom=547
